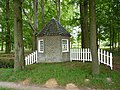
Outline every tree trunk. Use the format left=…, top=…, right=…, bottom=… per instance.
left=89, top=0, right=99, bottom=75
left=33, top=0, right=38, bottom=51
left=116, top=2, right=119, bottom=52
left=1, top=27, right=4, bottom=51
left=114, top=30, right=117, bottom=49
left=80, top=0, right=90, bottom=48
left=56, top=0, right=60, bottom=23
left=112, top=27, right=114, bottom=51
left=98, top=28, right=101, bottom=48
left=14, top=0, right=25, bottom=71
left=118, top=31, right=120, bottom=51
left=41, top=0, right=45, bottom=28
left=5, top=0, right=11, bottom=53
left=110, top=20, right=112, bottom=51
left=83, top=0, right=90, bottom=48
left=80, top=1, right=84, bottom=48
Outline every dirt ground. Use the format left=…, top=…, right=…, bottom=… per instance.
left=113, top=56, right=120, bottom=71
left=0, top=80, right=93, bottom=90
left=0, top=81, right=66, bottom=90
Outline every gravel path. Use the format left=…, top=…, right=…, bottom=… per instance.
left=0, top=82, right=66, bottom=90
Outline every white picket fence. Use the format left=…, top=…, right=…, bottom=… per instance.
left=25, top=50, right=38, bottom=65
left=70, top=48, right=113, bottom=70
left=24, top=49, right=113, bottom=70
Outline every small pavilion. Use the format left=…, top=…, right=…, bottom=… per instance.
left=37, top=18, right=71, bottom=62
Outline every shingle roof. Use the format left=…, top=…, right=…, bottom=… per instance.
left=37, top=18, right=71, bottom=37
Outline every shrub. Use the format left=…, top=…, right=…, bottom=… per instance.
left=0, top=59, right=14, bottom=68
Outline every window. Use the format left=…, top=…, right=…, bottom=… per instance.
left=38, top=40, right=44, bottom=53
left=62, top=39, right=69, bottom=52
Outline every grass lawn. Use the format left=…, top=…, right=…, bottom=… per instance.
left=0, top=62, right=120, bottom=89
left=0, top=87, right=14, bottom=90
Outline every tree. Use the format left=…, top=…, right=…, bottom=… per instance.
left=23, top=0, right=38, bottom=51
left=119, top=31, right=120, bottom=51
left=80, top=0, right=90, bottom=48
left=0, top=1, right=5, bottom=51
left=89, top=0, right=99, bottom=75
left=1, top=0, right=118, bottom=54
left=5, top=0, right=11, bottom=53
left=13, top=0, right=25, bottom=71
left=1, top=26, right=4, bottom=51
left=56, top=0, right=60, bottom=22
left=96, top=0, right=120, bottom=50
left=41, top=0, right=45, bottom=28
left=32, top=0, right=38, bottom=51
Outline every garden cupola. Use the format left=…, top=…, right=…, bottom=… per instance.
left=37, top=18, right=71, bottom=62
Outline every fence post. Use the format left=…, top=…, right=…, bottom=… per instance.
left=83, top=49, right=85, bottom=63
left=90, top=49, right=92, bottom=61
left=98, top=49, right=100, bottom=65
left=30, top=54, right=31, bottom=64
left=76, top=49, right=78, bottom=60
left=27, top=55, right=29, bottom=65
left=80, top=49, right=82, bottom=61
left=85, top=49, right=87, bottom=61
left=110, top=53, right=113, bottom=70
left=87, top=48, right=90, bottom=61
left=31, top=53, right=34, bottom=64
left=70, top=49, right=72, bottom=62
left=107, top=51, right=109, bottom=66
left=25, top=57, right=27, bottom=65
left=104, top=50, right=106, bottom=64
left=35, top=50, right=37, bottom=63
left=101, top=49, right=103, bottom=63
left=78, top=49, right=80, bottom=60
left=33, top=52, right=35, bottom=63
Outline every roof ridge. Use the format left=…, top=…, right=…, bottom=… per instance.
left=37, top=18, right=71, bottom=37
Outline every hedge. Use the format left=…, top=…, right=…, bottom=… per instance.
left=0, top=59, right=14, bottom=68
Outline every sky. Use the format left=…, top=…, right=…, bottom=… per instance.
left=71, top=26, right=81, bottom=38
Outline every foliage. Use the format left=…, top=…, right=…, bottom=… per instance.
left=0, top=0, right=119, bottom=51
left=0, top=62, right=120, bottom=89
left=96, top=0, right=120, bottom=49
left=0, top=59, right=14, bottom=68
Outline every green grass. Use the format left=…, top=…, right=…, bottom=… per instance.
left=0, top=87, right=14, bottom=90
left=0, top=62, right=120, bottom=89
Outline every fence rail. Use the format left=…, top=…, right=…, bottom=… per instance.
left=70, top=48, right=113, bottom=70
left=25, top=50, right=37, bottom=65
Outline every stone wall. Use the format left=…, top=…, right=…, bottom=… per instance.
left=37, top=36, right=70, bottom=62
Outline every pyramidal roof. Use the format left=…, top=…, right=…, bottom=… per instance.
left=37, top=18, right=71, bottom=37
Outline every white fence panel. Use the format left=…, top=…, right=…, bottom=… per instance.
left=25, top=50, right=38, bottom=65
left=70, top=48, right=113, bottom=70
